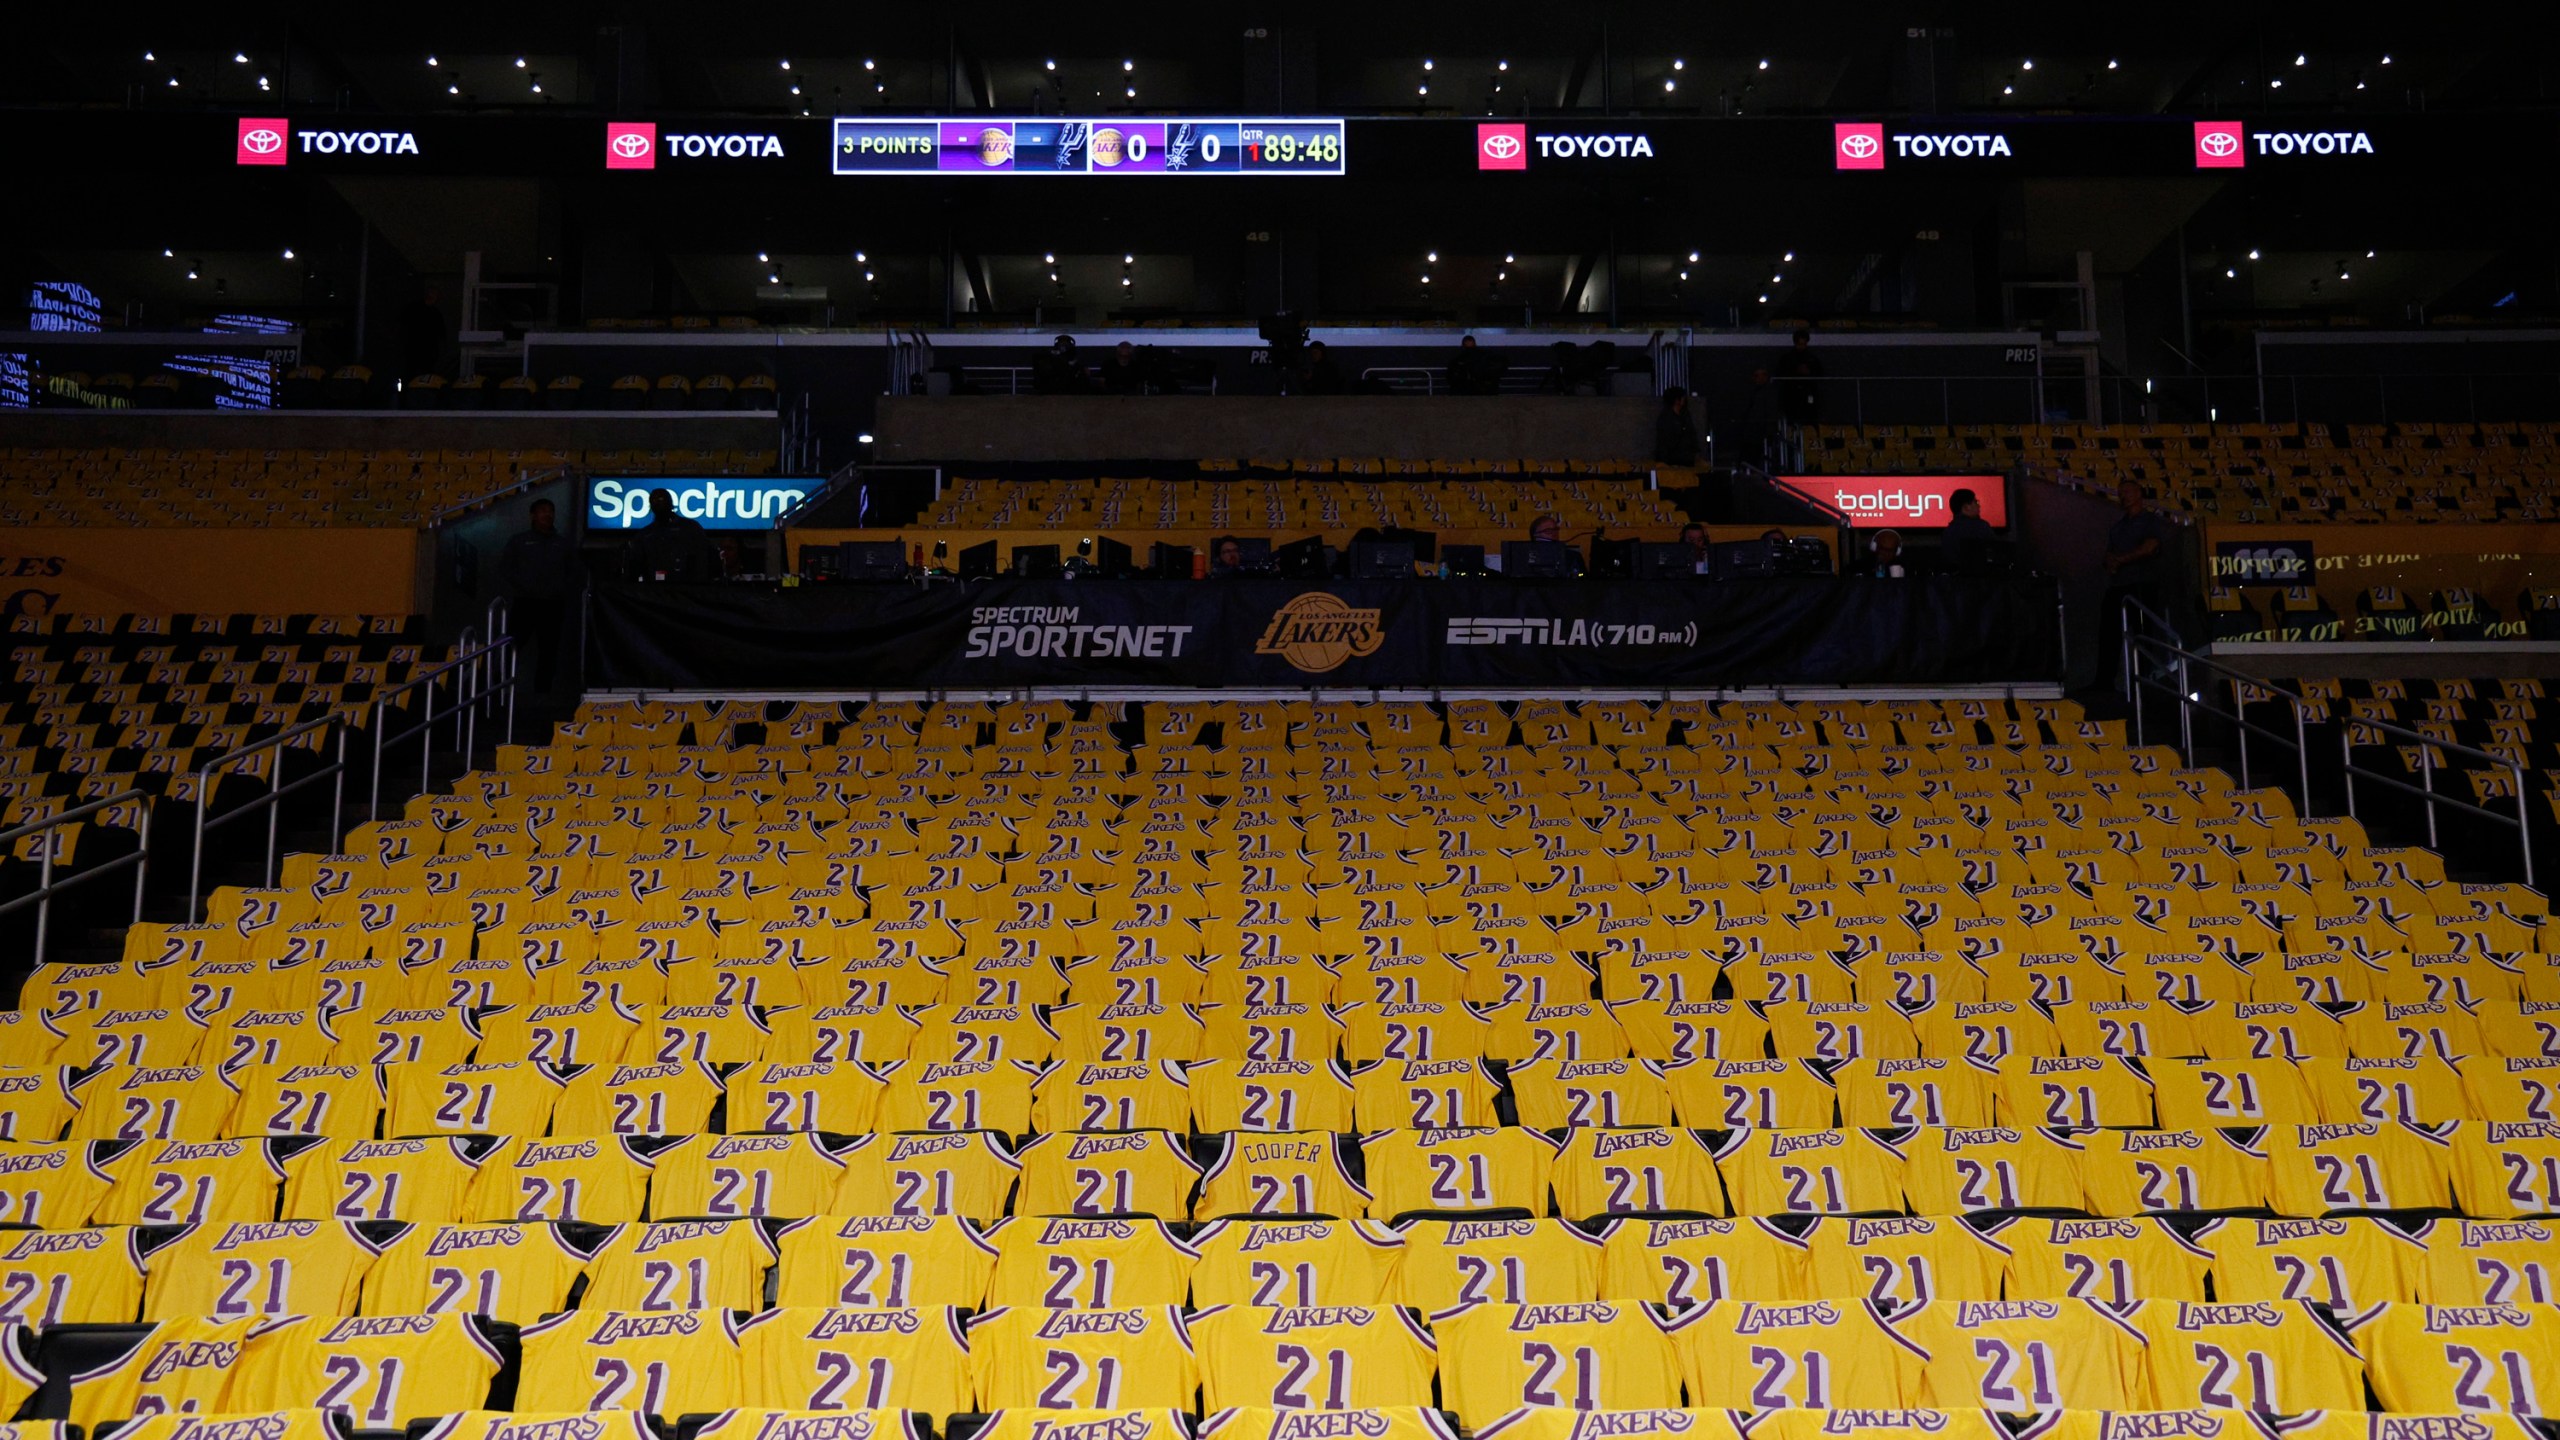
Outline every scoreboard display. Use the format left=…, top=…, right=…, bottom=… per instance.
left=833, top=118, right=1345, bottom=175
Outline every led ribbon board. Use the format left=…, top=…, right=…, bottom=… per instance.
left=832, top=118, right=1346, bottom=175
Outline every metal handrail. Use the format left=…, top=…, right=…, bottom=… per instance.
left=0, top=788, right=153, bottom=967
left=186, top=713, right=350, bottom=916
left=2339, top=708, right=2536, bottom=888
left=431, top=465, right=573, bottom=527
left=369, top=631, right=519, bottom=819
left=2115, top=593, right=2535, bottom=885
left=2124, top=628, right=2314, bottom=808
left=479, top=598, right=518, bottom=740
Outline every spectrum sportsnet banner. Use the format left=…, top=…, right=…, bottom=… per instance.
left=1776, top=474, right=2007, bottom=529
left=587, top=575, right=2055, bottom=688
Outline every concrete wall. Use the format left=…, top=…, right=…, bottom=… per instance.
left=0, top=411, right=780, bottom=452
left=875, top=396, right=1658, bottom=463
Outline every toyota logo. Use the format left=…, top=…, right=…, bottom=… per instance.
left=2198, top=131, right=2239, bottom=158
left=1482, top=133, right=1521, bottom=160
left=1838, top=133, right=1879, bottom=160
left=612, top=132, right=652, bottom=159
left=243, top=128, right=283, bottom=154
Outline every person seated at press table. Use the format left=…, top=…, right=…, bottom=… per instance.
left=1297, top=341, right=1346, bottom=395
left=1860, top=529, right=1914, bottom=578
left=1449, top=334, right=1503, bottom=395
left=1680, top=522, right=1709, bottom=573
left=1099, top=341, right=1148, bottom=394
left=625, top=487, right=725, bottom=581
left=1209, top=535, right=1249, bottom=577
left=1526, top=513, right=1588, bottom=576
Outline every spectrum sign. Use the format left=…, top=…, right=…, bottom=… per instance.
left=588, top=476, right=811, bottom=531
left=831, top=118, right=1345, bottom=175
left=1776, top=474, right=2007, bottom=529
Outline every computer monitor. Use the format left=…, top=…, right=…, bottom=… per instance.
left=1011, top=544, right=1062, bottom=578
left=1503, top=540, right=1582, bottom=579
left=1779, top=538, right=1834, bottom=575
left=1710, top=538, right=1780, bottom=578
left=1442, top=543, right=1487, bottom=576
left=1634, top=542, right=1696, bottom=579
left=837, top=540, right=906, bottom=580
left=1350, top=540, right=1416, bottom=579
left=1150, top=543, right=1194, bottom=578
left=1093, top=536, right=1134, bottom=577
left=957, top=540, right=999, bottom=578
left=1273, top=536, right=1327, bottom=577
left=1232, top=536, right=1274, bottom=571
left=1374, top=526, right=1437, bottom=563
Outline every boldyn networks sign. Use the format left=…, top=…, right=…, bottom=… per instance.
left=588, top=476, right=809, bottom=531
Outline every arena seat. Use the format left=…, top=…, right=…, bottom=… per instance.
left=0, top=446, right=780, bottom=527
left=1803, top=421, right=2560, bottom=524
left=6, top=690, right=2558, bottom=1435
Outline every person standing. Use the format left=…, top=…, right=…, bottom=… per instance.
left=1779, top=330, right=1822, bottom=429
left=1941, top=487, right=1995, bottom=573
left=1654, top=388, right=1700, bottom=467
left=626, top=488, right=724, bottom=582
left=2102, top=479, right=2177, bottom=685
left=500, top=498, right=583, bottom=695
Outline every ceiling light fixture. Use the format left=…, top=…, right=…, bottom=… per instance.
left=513, top=57, right=527, bottom=69
left=233, top=52, right=249, bottom=64
left=425, top=56, right=436, bottom=67
left=1422, top=59, right=1435, bottom=71
left=1045, top=59, right=1056, bottom=71
left=1758, top=58, right=1770, bottom=69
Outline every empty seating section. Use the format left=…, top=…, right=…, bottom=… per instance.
left=0, top=447, right=778, bottom=527
left=2240, top=675, right=2554, bottom=844
left=4, top=691, right=2559, bottom=1436
left=2, top=613, right=449, bottom=901
left=1802, top=422, right=2560, bottom=522
left=923, top=462, right=1676, bottom=533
